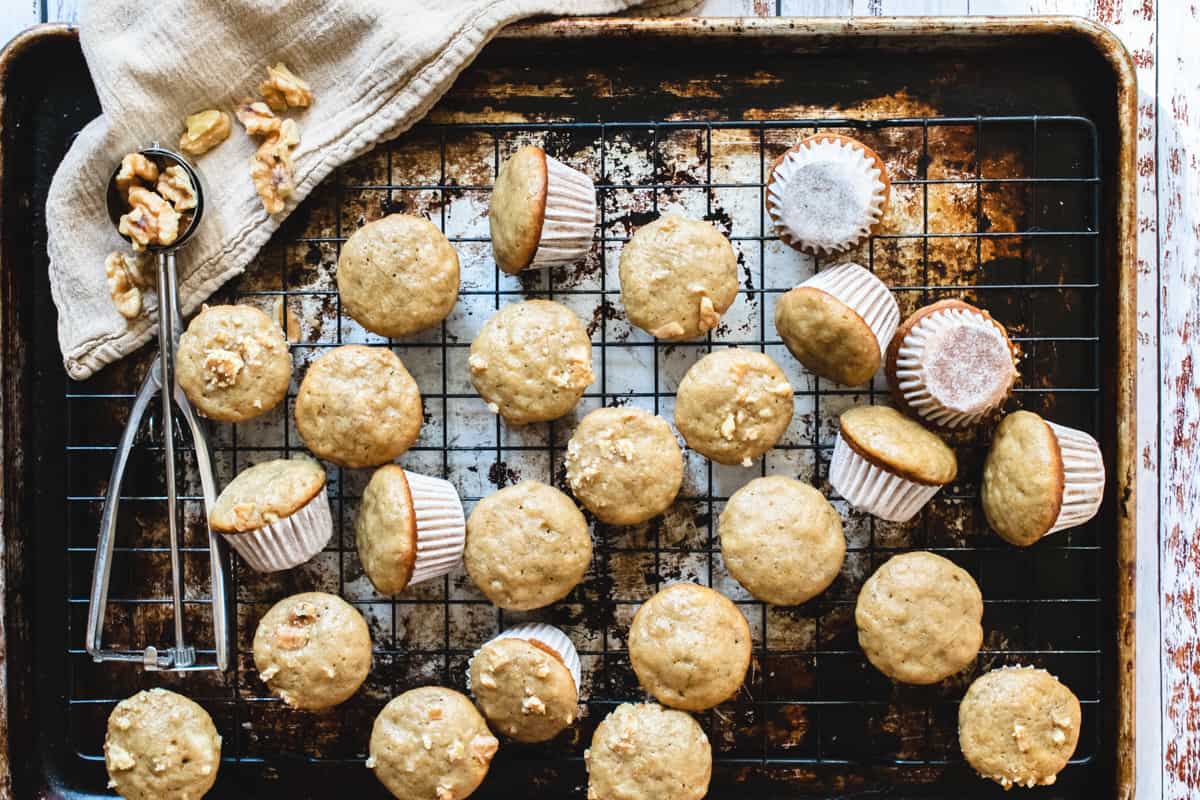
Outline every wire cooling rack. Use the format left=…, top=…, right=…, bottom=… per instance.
left=61, top=114, right=1104, bottom=792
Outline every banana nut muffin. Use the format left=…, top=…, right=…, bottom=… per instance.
left=355, top=465, right=466, bottom=595
left=673, top=348, right=794, bottom=467
left=959, top=666, right=1082, bottom=789
left=294, top=344, right=423, bottom=468
left=469, top=630, right=579, bottom=743
left=619, top=214, right=739, bottom=340
left=628, top=583, right=752, bottom=711
left=982, top=410, right=1106, bottom=547
left=855, top=551, right=983, bottom=684
left=104, top=688, right=222, bottom=800
left=336, top=213, right=460, bottom=337
left=719, top=476, right=845, bottom=605
left=368, top=687, right=499, bottom=800
left=252, top=591, right=372, bottom=711
left=565, top=406, right=684, bottom=526
left=176, top=303, right=292, bottom=422
left=464, top=480, right=591, bottom=610
left=468, top=300, right=594, bottom=424
left=585, top=703, right=712, bottom=800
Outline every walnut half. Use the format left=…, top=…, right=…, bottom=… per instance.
left=236, top=100, right=281, bottom=137
left=119, top=186, right=181, bottom=251
left=156, top=165, right=197, bottom=211
left=105, top=251, right=151, bottom=319
left=178, top=109, right=231, bottom=156
left=114, top=153, right=158, bottom=198
left=251, top=129, right=299, bottom=214
left=260, top=63, right=314, bottom=111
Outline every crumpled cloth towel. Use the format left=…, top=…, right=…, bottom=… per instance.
left=46, top=0, right=697, bottom=380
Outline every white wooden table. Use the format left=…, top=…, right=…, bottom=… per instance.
left=3, top=1, right=1188, bottom=797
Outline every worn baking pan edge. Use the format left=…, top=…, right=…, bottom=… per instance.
left=0, top=16, right=1138, bottom=799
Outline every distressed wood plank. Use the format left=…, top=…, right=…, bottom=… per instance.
left=778, top=0, right=853, bottom=13
left=853, top=0, right=968, bottom=13
left=695, top=0, right=777, bottom=14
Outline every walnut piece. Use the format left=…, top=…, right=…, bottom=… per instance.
left=157, top=165, right=197, bottom=211
left=273, top=623, right=310, bottom=651
left=279, top=118, right=301, bottom=148
left=469, top=734, right=499, bottom=765
left=114, top=153, right=158, bottom=197
left=260, top=62, right=314, bottom=111
left=120, top=187, right=181, bottom=251
left=106, top=252, right=143, bottom=319
left=236, top=100, right=281, bottom=137
left=251, top=133, right=297, bottom=214
left=202, top=348, right=245, bottom=390
left=179, top=109, right=231, bottom=156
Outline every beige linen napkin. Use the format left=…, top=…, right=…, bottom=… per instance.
left=46, top=0, right=697, bottom=380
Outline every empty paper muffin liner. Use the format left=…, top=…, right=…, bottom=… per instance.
left=467, top=622, right=582, bottom=694
left=802, top=262, right=900, bottom=357
left=528, top=157, right=596, bottom=270
left=828, top=433, right=943, bottom=523
left=766, top=136, right=888, bottom=255
left=222, top=490, right=333, bottom=573
left=892, top=306, right=1017, bottom=429
left=404, top=470, right=467, bottom=585
left=1045, top=421, right=1106, bottom=534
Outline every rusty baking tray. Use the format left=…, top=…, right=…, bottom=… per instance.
left=0, top=16, right=1136, bottom=800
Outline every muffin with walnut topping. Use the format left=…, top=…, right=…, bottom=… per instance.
left=176, top=304, right=292, bottom=422
left=368, top=686, right=499, bottom=800
left=104, top=688, right=222, bottom=800
left=252, top=591, right=372, bottom=711
left=586, top=702, right=711, bottom=800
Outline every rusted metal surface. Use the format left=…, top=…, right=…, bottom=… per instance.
left=0, top=17, right=1136, bottom=799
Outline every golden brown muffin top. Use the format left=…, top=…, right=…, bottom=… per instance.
left=981, top=411, right=1065, bottom=546
left=585, top=703, right=712, bottom=800
left=958, top=666, right=1082, bottom=790
left=838, top=405, right=957, bottom=486
left=469, top=637, right=578, bottom=743
left=104, top=688, right=221, bottom=800
left=489, top=146, right=548, bottom=273
left=776, top=286, right=881, bottom=386
left=210, top=457, right=326, bottom=533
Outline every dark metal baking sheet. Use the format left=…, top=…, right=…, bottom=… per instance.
left=0, top=17, right=1137, bottom=799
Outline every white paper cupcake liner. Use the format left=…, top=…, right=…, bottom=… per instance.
left=893, top=306, right=1017, bottom=429
left=767, top=136, right=887, bottom=255
left=467, top=622, right=582, bottom=695
left=1044, top=421, right=1106, bottom=534
left=222, top=489, right=333, bottom=573
left=828, top=433, right=943, bottom=523
left=802, top=263, right=900, bottom=359
left=528, top=157, right=596, bottom=270
left=403, top=471, right=466, bottom=585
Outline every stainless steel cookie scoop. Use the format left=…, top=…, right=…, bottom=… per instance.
left=87, top=145, right=230, bottom=671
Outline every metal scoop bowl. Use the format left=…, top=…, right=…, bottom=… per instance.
left=87, top=145, right=230, bottom=671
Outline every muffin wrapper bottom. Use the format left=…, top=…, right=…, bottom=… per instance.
left=222, top=490, right=333, bottom=573
left=893, top=306, right=1016, bottom=429
left=467, top=622, right=582, bottom=695
left=802, top=263, right=900, bottom=359
left=766, top=136, right=887, bottom=255
left=1045, top=422, right=1106, bottom=535
left=404, top=471, right=467, bottom=586
left=828, top=434, right=943, bottom=523
left=528, top=157, right=596, bottom=270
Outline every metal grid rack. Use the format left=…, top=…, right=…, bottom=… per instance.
left=62, top=114, right=1104, bottom=789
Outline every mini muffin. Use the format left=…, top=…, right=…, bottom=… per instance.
left=775, top=262, right=900, bottom=386
left=468, top=300, right=594, bottom=424
left=886, top=299, right=1019, bottom=430
left=464, top=481, right=591, bottom=610
left=490, top=145, right=596, bottom=273
left=104, top=688, right=221, bottom=800
left=294, top=344, right=422, bottom=468
left=628, top=583, right=752, bottom=711
left=982, top=411, right=1106, bottom=546
left=829, top=405, right=957, bottom=523
left=355, top=464, right=466, bottom=594
left=252, top=591, right=372, bottom=711
left=586, top=703, right=711, bottom=800
left=337, top=214, right=460, bottom=337
left=855, top=551, right=983, bottom=684
left=368, top=687, right=499, bottom=800
left=176, top=303, right=291, bottom=422
left=719, top=476, right=845, bottom=605
left=959, top=667, right=1082, bottom=789
left=468, top=623, right=581, bottom=743
left=565, top=406, right=683, bottom=526
left=210, top=457, right=331, bottom=572
left=766, top=133, right=891, bottom=255
left=674, top=348, right=793, bottom=467
left=619, top=214, right=739, bottom=340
